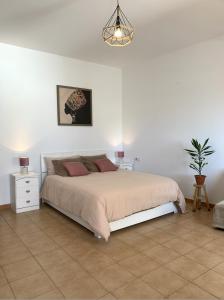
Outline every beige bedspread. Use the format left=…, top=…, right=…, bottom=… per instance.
left=41, top=170, right=186, bottom=240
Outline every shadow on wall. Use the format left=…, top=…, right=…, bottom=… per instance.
left=124, top=139, right=224, bottom=204
left=208, top=172, right=224, bottom=204
left=0, top=144, right=22, bottom=205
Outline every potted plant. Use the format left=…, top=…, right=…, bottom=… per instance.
left=185, top=138, right=215, bottom=185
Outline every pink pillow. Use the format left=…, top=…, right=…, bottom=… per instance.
left=63, top=162, right=90, bottom=177
left=94, top=158, right=118, bottom=172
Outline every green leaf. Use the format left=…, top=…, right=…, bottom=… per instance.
left=204, top=151, right=215, bottom=156
left=185, top=138, right=214, bottom=174
left=202, top=138, right=209, bottom=149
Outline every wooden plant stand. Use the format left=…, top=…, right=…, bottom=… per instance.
left=192, top=184, right=210, bottom=212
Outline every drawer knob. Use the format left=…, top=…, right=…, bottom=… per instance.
left=25, top=181, right=30, bottom=184
left=26, top=190, right=30, bottom=193
left=26, top=200, right=31, bottom=203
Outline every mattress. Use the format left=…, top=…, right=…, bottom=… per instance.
left=41, top=170, right=186, bottom=240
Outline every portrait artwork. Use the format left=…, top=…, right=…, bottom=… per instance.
left=57, top=85, right=92, bottom=126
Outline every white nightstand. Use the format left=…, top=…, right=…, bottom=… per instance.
left=11, top=172, right=40, bottom=213
left=116, top=161, right=134, bottom=171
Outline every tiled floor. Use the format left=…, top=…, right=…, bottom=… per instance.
left=0, top=203, right=224, bottom=299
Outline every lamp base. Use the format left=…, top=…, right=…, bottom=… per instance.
left=20, top=167, right=28, bottom=174
left=116, top=158, right=124, bottom=164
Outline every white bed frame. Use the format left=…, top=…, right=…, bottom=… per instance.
left=40, top=151, right=178, bottom=239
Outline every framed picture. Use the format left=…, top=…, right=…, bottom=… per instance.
left=57, top=85, right=92, bottom=126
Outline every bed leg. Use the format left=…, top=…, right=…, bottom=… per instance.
left=94, top=233, right=102, bottom=239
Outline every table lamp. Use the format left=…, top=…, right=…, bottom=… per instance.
left=19, top=157, right=29, bottom=174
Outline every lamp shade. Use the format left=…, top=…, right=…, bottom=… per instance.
left=102, top=1, right=134, bottom=47
left=19, top=157, right=29, bottom=167
left=117, top=151, right=124, bottom=158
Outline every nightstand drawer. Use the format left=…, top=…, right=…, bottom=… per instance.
left=16, top=188, right=39, bottom=208
left=16, top=186, right=39, bottom=201
left=16, top=177, right=38, bottom=188
left=16, top=196, right=39, bottom=209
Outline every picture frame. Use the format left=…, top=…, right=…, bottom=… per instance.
left=57, top=85, right=92, bottom=126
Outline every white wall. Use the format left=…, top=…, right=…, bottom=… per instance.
left=123, top=37, right=224, bottom=203
left=2, top=37, right=224, bottom=205
left=0, top=43, right=122, bottom=205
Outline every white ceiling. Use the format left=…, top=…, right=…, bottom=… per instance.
left=1, top=0, right=224, bottom=67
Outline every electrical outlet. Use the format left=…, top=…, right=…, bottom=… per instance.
left=134, top=157, right=141, bottom=162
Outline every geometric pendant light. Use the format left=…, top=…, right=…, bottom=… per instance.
left=102, top=0, right=134, bottom=47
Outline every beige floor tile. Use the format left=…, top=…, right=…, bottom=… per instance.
left=194, top=270, right=224, bottom=298
left=119, top=253, right=160, bottom=277
left=64, top=222, right=89, bottom=236
left=182, top=231, right=215, bottom=247
left=144, top=228, right=176, bottom=244
left=3, top=257, right=41, bottom=282
left=35, top=249, right=72, bottom=269
left=0, top=233, right=23, bottom=250
left=95, top=239, right=138, bottom=262
left=63, top=239, right=92, bottom=259
left=59, top=275, right=107, bottom=299
left=193, top=224, right=223, bottom=237
left=0, top=284, right=15, bottom=299
left=166, top=256, right=208, bottom=281
left=150, top=216, right=174, bottom=228
left=206, top=227, right=224, bottom=238
left=182, top=220, right=211, bottom=231
left=0, top=268, right=7, bottom=287
left=10, top=271, right=54, bottom=299
left=51, top=232, right=77, bottom=246
left=185, top=248, right=224, bottom=269
left=164, top=237, right=196, bottom=255
left=13, top=223, right=41, bottom=236
left=99, top=293, right=117, bottom=300
left=115, top=230, right=146, bottom=245
left=0, top=216, right=5, bottom=224
left=142, top=266, right=187, bottom=297
left=132, top=222, right=156, bottom=234
left=93, top=264, right=135, bottom=292
left=34, top=288, right=64, bottom=299
left=27, top=237, right=58, bottom=255
left=28, top=214, right=55, bottom=226
left=113, top=278, right=163, bottom=299
left=45, top=260, right=87, bottom=287
left=44, top=225, right=75, bottom=239
left=169, top=283, right=216, bottom=299
left=0, top=245, right=31, bottom=266
left=213, top=261, right=224, bottom=277
left=203, top=238, right=224, bottom=257
left=79, top=249, right=114, bottom=273
left=0, top=205, right=220, bottom=299
left=162, top=224, right=192, bottom=237
left=20, top=230, right=49, bottom=245
left=6, top=217, right=31, bottom=229
left=33, top=218, right=60, bottom=230
left=0, top=224, right=14, bottom=237
left=132, top=236, right=159, bottom=251
left=143, top=244, right=180, bottom=264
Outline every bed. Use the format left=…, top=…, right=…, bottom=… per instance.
left=41, top=151, right=186, bottom=240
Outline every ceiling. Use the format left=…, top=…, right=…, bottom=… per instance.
left=1, top=0, right=224, bottom=67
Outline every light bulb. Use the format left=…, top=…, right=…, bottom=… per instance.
left=114, top=27, right=123, bottom=38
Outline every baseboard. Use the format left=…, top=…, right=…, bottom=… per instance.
left=0, top=200, right=214, bottom=211
left=0, top=204, right=11, bottom=210
left=185, top=198, right=214, bottom=208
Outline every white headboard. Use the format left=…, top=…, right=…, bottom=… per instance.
left=40, top=149, right=115, bottom=183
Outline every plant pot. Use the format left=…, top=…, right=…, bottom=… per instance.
left=195, top=175, right=206, bottom=185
